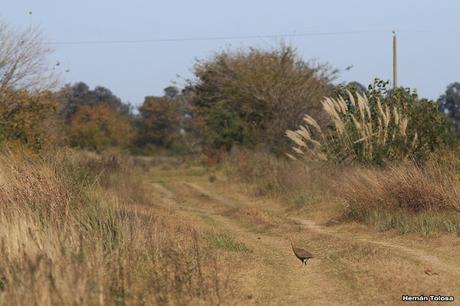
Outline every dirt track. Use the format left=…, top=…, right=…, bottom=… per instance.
left=148, top=168, right=460, bottom=306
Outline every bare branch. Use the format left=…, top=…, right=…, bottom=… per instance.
left=0, top=21, right=56, bottom=94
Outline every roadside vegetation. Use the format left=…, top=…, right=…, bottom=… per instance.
left=0, top=150, right=236, bottom=305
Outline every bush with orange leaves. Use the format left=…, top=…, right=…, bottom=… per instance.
left=68, top=103, right=135, bottom=151
left=0, top=89, right=62, bottom=151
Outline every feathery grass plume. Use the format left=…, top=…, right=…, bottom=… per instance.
left=303, top=114, right=322, bottom=133
left=292, top=147, right=304, bottom=155
left=376, top=99, right=385, bottom=122
left=359, top=92, right=372, bottom=120
left=285, top=153, right=298, bottom=160
left=298, top=125, right=311, bottom=140
left=285, top=130, right=307, bottom=148
left=377, top=117, right=383, bottom=144
left=384, top=105, right=391, bottom=128
left=347, top=90, right=356, bottom=108
left=351, top=116, right=362, bottom=132
left=286, top=91, right=419, bottom=164
left=323, top=97, right=344, bottom=134
left=337, top=95, right=348, bottom=114
left=356, top=94, right=366, bottom=122
left=400, top=117, right=408, bottom=137
left=411, top=133, right=418, bottom=148
left=393, top=106, right=400, bottom=125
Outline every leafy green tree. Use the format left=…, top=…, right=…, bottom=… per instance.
left=136, top=95, right=182, bottom=149
left=438, top=82, right=460, bottom=135
left=334, top=81, right=368, bottom=108
left=366, top=79, right=455, bottom=161
left=163, top=86, right=180, bottom=99
left=57, top=82, right=131, bottom=122
left=346, top=81, right=368, bottom=94
left=204, top=104, right=253, bottom=150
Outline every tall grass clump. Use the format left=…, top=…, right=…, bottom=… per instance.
left=0, top=149, right=235, bottom=305
left=335, top=162, right=460, bottom=234
left=286, top=91, right=418, bottom=165
left=0, top=149, right=76, bottom=223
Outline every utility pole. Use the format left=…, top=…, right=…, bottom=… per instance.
left=392, top=30, right=397, bottom=90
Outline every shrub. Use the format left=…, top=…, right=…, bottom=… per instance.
left=188, top=44, right=336, bottom=154
left=287, top=91, right=416, bottom=164
left=57, top=82, right=132, bottom=122
left=67, top=103, right=135, bottom=151
left=287, top=87, right=455, bottom=165
left=136, top=95, right=185, bottom=152
left=0, top=89, right=61, bottom=151
left=368, top=80, right=456, bottom=159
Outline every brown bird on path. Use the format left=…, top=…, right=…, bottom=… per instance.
left=424, top=268, right=439, bottom=276
left=289, top=237, right=314, bottom=265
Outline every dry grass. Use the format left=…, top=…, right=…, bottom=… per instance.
left=222, top=207, right=280, bottom=233
left=223, top=149, right=332, bottom=199
left=0, top=150, right=74, bottom=223
left=222, top=149, right=342, bottom=223
left=314, top=233, right=457, bottom=305
left=0, top=149, right=236, bottom=305
left=335, top=162, right=460, bottom=234
left=224, top=149, right=460, bottom=235
left=337, top=163, right=459, bottom=213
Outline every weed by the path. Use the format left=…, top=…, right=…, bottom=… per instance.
left=206, top=231, right=251, bottom=252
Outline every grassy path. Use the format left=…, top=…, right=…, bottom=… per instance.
left=148, top=167, right=460, bottom=305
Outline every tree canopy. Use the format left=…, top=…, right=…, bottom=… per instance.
left=57, top=82, right=131, bottom=122
left=67, top=103, right=134, bottom=151
left=187, top=45, right=337, bottom=153
left=438, top=82, right=460, bottom=135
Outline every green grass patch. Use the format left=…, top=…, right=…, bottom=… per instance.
left=206, top=232, right=251, bottom=252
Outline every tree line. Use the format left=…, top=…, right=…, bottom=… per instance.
left=0, top=21, right=458, bottom=162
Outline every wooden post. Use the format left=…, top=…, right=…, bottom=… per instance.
left=393, top=30, right=397, bottom=90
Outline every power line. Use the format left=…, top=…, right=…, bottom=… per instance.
left=46, top=29, right=392, bottom=46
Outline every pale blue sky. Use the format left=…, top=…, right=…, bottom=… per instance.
left=2, top=0, right=459, bottom=106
